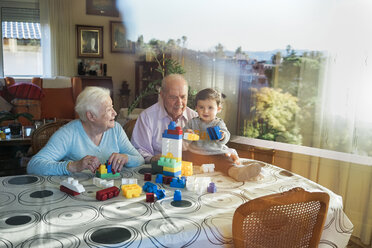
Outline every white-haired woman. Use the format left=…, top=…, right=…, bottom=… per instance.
left=28, top=87, right=144, bottom=176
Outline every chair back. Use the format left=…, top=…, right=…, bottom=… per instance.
left=232, top=187, right=329, bottom=248
left=123, top=119, right=137, bottom=140
left=31, top=120, right=70, bottom=154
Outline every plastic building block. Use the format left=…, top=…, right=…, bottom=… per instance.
left=155, top=174, right=163, bottom=183
left=168, top=126, right=183, bottom=135
left=162, top=131, right=182, bottom=139
left=207, top=126, right=222, bottom=140
left=144, top=173, right=152, bottom=181
left=121, top=184, right=142, bottom=198
left=163, top=165, right=182, bottom=173
left=207, top=182, right=217, bottom=193
left=181, top=161, right=193, bottom=176
left=60, top=177, right=85, bottom=194
left=186, top=176, right=211, bottom=194
left=60, top=185, right=80, bottom=196
left=164, top=152, right=181, bottom=163
left=146, top=193, right=155, bottom=202
left=168, top=121, right=177, bottom=130
left=96, top=162, right=120, bottom=179
left=142, top=182, right=158, bottom=193
left=96, top=171, right=121, bottom=179
left=174, top=190, right=182, bottom=201
left=122, top=178, right=137, bottom=185
left=163, top=176, right=173, bottom=184
left=158, top=157, right=182, bottom=168
left=93, top=178, right=114, bottom=188
left=163, top=170, right=181, bottom=177
left=183, top=132, right=200, bottom=141
left=170, top=177, right=186, bottom=188
left=155, top=189, right=166, bottom=200
left=96, top=186, right=120, bottom=201
left=151, top=161, right=163, bottom=174
left=201, top=164, right=215, bottom=173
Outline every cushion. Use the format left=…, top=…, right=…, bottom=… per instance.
left=40, top=88, right=75, bottom=119
left=7, top=82, right=45, bottom=100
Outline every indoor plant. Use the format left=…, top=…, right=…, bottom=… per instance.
left=0, top=111, right=33, bottom=137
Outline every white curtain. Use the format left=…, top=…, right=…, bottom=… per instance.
left=291, top=1, right=372, bottom=245
left=39, top=0, right=74, bottom=77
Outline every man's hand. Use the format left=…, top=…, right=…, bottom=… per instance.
left=108, top=153, right=129, bottom=173
left=68, top=155, right=100, bottom=173
left=150, top=154, right=162, bottom=163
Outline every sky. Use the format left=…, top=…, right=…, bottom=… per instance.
left=116, top=0, right=372, bottom=52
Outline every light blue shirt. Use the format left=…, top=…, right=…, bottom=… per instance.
left=27, top=120, right=144, bottom=176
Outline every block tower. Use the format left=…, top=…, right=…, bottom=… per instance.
left=158, top=121, right=183, bottom=177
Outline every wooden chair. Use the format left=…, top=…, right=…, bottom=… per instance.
left=123, top=118, right=137, bottom=140
left=251, top=146, right=276, bottom=164
left=31, top=120, right=70, bottom=154
left=232, top=187, right=330, bottom=248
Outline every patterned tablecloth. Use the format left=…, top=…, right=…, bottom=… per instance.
left=0, top=159, right=353, bottom=247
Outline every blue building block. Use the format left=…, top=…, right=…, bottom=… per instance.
left=155, top=189, right=166, bottom=200
left=162, top=130, right=183, bottom=139
left=155, top=174, right=163, bottom=184
left=207, top=126, right=222, bottom=140
left=170, top=177, right=186, bottom=188
left=107, top=164, right=112, bottom=173
left=174, top=190, right=182, bottom=201
left=163, top=170, right=181, bottom=177
left=143, top=182, right=158, bottom=193
left=207, top=182, right=217, bottom=193
left=168, top=121, right=177, bottom=130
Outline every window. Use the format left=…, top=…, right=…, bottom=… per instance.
left=1, top=7, right=42, bottom=77
left=120, top=0, right=372, bottom=157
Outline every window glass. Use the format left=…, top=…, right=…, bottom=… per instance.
left=120, top=0, right=372, bottom=157
left=1, top=7, right=42, bottom=77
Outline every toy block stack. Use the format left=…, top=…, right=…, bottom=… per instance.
left=158, top=121, right=183, bottom=178
left=96, top=161, right=121, bottom=179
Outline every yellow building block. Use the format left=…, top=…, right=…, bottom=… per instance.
left=165, top=152, right=182, bottom=162
left=163, top=165, right=182, bottom=173
left=121, top=184, right=142, bottom=198
left=181, top=161, right=193, bottom=176
left=97, top=164, right=107, bottom=174
left=184, top=133, right=199, bottom=141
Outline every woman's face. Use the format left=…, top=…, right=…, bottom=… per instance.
left=94, top=96, right=117, bottom=131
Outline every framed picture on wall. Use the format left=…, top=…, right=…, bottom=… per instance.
left=86, top=0, right=119, bottom=17
left=77, top=25, right=103, bottom=58
left=110, top=21, right=135, bottom=53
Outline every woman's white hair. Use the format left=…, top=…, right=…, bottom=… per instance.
left=75, top=86, right=111, bottom=122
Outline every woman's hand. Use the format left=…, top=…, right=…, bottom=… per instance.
left=108, top=153, right=129, bottom=173
left=68, top=155, right=100, bottom=173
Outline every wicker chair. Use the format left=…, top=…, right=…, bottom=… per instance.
left=31, top=120, right=70, bottom=154
left=232, top=187, right=330, bottom=248
left=123, top=119, right=137, bottom=140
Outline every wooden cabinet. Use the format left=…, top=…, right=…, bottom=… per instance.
left=73, top=76, right=114, bottom=102
left=134, top=61, right=162, bottom=109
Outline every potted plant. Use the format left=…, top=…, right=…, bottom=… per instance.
left=0, top=111, right=33, bottom=137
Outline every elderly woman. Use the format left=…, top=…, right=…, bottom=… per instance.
left=27, top=87, right=144, bottom=176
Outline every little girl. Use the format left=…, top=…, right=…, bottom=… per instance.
left=183, top=88, right=261, bottom=182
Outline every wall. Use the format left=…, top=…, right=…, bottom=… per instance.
left=71, top=1, right=138, bottom=111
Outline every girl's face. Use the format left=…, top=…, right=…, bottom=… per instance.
left=196, top=99, right=221, bottom=123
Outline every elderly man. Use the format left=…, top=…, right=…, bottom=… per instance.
left=131, top=74, right=261, bottom=181
left=131, top=74, right=198, bottom=163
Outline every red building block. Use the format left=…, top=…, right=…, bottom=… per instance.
left=96, top=186, right=120, bottom=201
left=144, top=173, right=152, bottom=181
left=168, top=127, right=183, bottom=135
left=60, top=185, right=80, bottom=196
left=146, top=193, right=155, bottom=202
left=163, top=176, right=173, bottom=184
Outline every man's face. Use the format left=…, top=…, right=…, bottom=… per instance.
left=161, top=80, right=188, bottom=121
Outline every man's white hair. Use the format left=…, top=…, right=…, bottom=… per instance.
left=75, top=86, right=111, bottom=122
